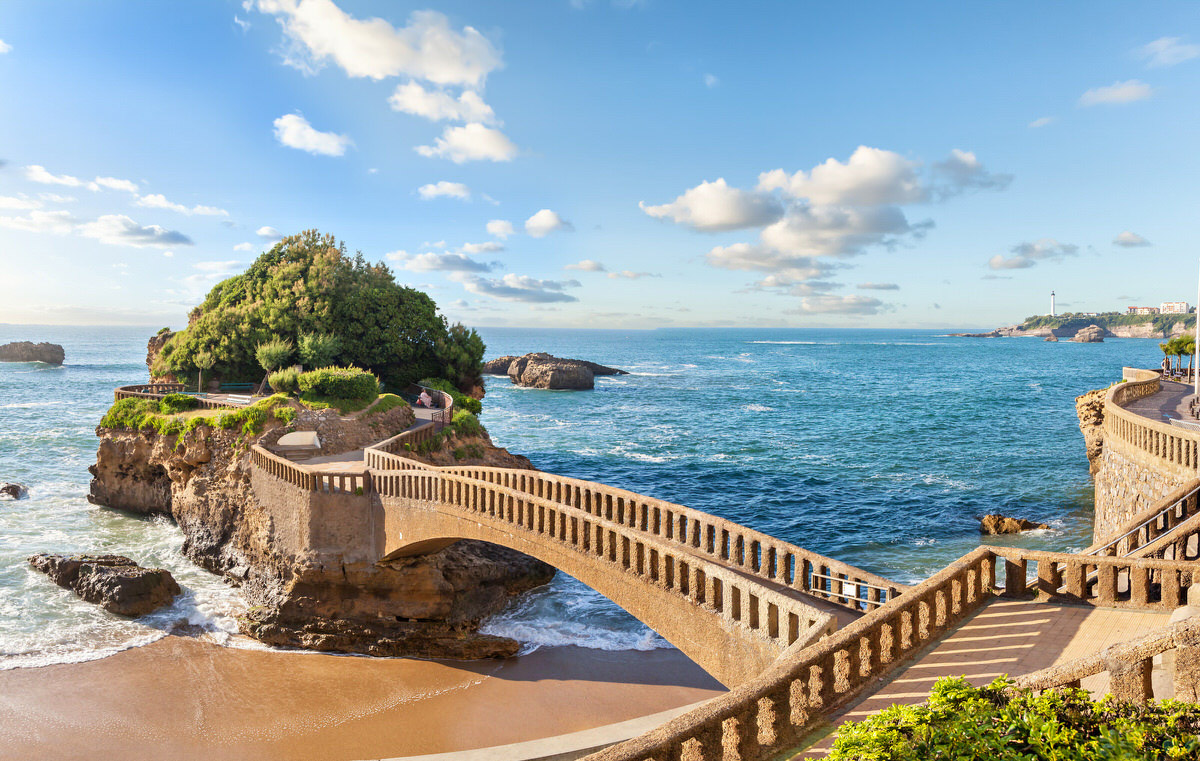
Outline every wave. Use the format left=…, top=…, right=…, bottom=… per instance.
left=743, top=404, right=775, bottom=412
left=479, top=619, right=671, bottom=654
left=0, top=401, right=66, bottom=409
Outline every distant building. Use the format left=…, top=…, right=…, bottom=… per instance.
left=1128, top=306, right=1160, bottom=315
left=1082, top=312, right=1099, bottom=317
left=1161, top=301, right=1190, bottom=314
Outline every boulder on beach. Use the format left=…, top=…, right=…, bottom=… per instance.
left=484, top=353, right=627, bottom=390
left=979, top=514, right=1049, bottom=535
left=0, top=482, right=27, bottom=500
left=28, top=553, right=181, bottom=617
left=0, top=341, right=64, bottom=365
left=1071, top=325, right=1106, bottom=343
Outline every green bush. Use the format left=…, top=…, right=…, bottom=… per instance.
left=268, top=368, right=300, bottom=394
left=453, top=443, right=484, bottom=460
left=361, top=393, right=409, bottom=418
left=418, top=377, right=482, bottom=415
left=99, top=394, right=293, bottom=440
left=449, top=409, right=483, bottom=437
left=158, top=393, right=199, bottom=414
left=298, top=366, right=379, bottom=400
left=255, top=338, right=293, bottom=373
left=829, top=676, right=1200, bottom=760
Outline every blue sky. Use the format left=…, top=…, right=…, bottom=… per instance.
left=1, top=1, right=1198, bottom=329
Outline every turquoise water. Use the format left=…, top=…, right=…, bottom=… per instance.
left=0, top=325, right=1168, bottom=664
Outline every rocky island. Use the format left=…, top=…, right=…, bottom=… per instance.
left=0, top=341, right=64, bottom=365
left=85, top=232, right=554, bottom=659
left=484, top=352, right=627, bottom=390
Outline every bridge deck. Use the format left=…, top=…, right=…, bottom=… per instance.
left=1124, top=378, right=1193, bottom=423
left=794, top=599, right=1171, bottom=758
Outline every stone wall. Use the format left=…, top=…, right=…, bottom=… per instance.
left=1093, top=442, right=1189, bottom=544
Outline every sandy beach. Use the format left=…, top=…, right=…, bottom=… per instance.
left=0, top=637, right=723, bottom=761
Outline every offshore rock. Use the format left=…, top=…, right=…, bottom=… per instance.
left=1045, top=335, right=1058, bottom=342
left=0, top=341, right=64, bottom=365
left=979, top=514, right=1050, bottom=535
left=0, top=482, right=27, bottom=500
left=88, top=402, right=552, bottom=658
left=487, top=352, right=627, bottom=390
left=1072, top=325, right=1106, bottom=343
left=28, top=553, right=181, bottom=617
left=1076, top=387, right=1106, bottom=475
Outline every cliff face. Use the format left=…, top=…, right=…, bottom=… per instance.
left=1076, top=387, right=1106, bottom=475
left=88, top=408, right=554, bottom=659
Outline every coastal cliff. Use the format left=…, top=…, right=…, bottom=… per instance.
left=1075, top=387, right=1106, bottom=475
left=88, top=405, right=553, bottom=659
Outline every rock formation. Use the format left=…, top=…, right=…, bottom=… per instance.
left=1045, top=335, right=1058, bottom=342
left=0, top=482, right=27, bottom=500
left=146, top=329, right=176, bottom=382
left=1072, top=325, right=1106, bottom=343
left=88, top=401, right=553, bottom=659
left=1076, top=387, right=1106, bottom=475
left=28, top=554, right=181, bottom=616
left=0, top=341, right=64, bottom=365
left=978, top=514, right=1050, bottom=534
left=484, top=352, right=627, bottom=390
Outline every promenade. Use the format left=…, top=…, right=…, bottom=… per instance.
left=1124, top=378, right=1194, bottom=423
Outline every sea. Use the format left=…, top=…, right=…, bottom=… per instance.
left=0, top=324, right=1169, bottom=668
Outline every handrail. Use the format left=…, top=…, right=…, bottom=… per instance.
left=1102, top=368, right=1200, bottom=474
left=417, top=464, right=907, bottom=614
left=376, top=468, right=838, bottom=659
left=1012, top=616, right=1200, bottom=704
left=114, top=383, right=245, bottom=410
left=1086, top=479, right=1200, bottom=556
left=407, top=383, right=455, bottom=428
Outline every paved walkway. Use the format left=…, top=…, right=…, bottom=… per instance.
left=1124, top=379, right=1195, bottom=423
left=795, top=599, right=1171, bottom=757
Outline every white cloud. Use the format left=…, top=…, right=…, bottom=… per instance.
left=418, top=180, right=471, bottom=200
left=38, top=193, right=76, bottom=203
left=234, top=242, right=256, bottom=252
left=1138, top=37, right=1200, bottom=68
left=608, top=270, right=660, bottom=280
left=0, top=195, right=40, bottom=210
left=234, top=15, right=251, bottom=32
left=1114, top=231, right=1151, bottom=248
left=0, top=39, right=10, bottom=54
left=389, top=81, right=496, bottom=123
left=486, top=219, right=514, bottom=239
left=566, top=259, right=606, bottom=272
left=758, top=147, right=926, bottom=206
left=789, top=294, right=884, bottom=315
left=857, top=282, right=900, bottom=290
left=704, top=73, right=719, bottom=88
left=451, top=272, right=581, bottom=303
left=0, top=210, right=76, bottom=235
left=386, top=250, right=493, bottom=272
left=525, top=208, right=573, bottom=237
left=760, top=204, right=924, bottom=258
left=93, top=176, right=139, bottom=193
left=1028, top=116, right=1056, bottom=128
left=257, top=226, right=282, bottom=240
left=1079, top=80, right=1153, bottom=106
left=273, top=113, right=353, bottom=156
left=78, top=215, right=194, bottom=248
left=930, top=149, right=1012, bottom=197
left=461, top=240, right=503, bottom=254
left=640, top=178, right=782, bottom=232
left=137, top=193, right=228, bottom=216
left=24, top=165, right=85, bottom=187
left=988, top=238, right=1078, bottom=270
left=254, top=4, right=500, bottom=87
left=415, top=123, right=517, bottom=163
left=705, top=243, right=831, bottom=284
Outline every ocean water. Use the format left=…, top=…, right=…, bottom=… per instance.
left=0, top=325, right=1167, bottom=666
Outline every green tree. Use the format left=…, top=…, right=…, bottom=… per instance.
left=158, top=230, right=460, bottom=389
left=298, top=331, right=340, bottom=369
left=193, top=350, right=214, bottom=392
left=255, top=338, right=294, bottom=373
left=436, top=323, right=486, bottom=392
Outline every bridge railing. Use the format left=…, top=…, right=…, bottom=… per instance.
left=375, top=469, right=838, bottom=656
left=114, top=383, right=245, bottom=410
left=587, top=547, right=996, bottom=761
left=990, top=545, right=1199, bottom=610
left=1104, top=368, right=1200, bottom=474
left=250, top=445, right=367, bottom=493
left=430, top=465, right=907, bottom=614
left=1086, top=478, right=1200, bottom=557
left=1012, top=616, right=1200, bottom=704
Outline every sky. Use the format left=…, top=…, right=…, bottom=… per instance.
left=1, top=1, right=1198, bottom=330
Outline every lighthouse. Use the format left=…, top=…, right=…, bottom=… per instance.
left=1050, top=291, right=1056, bottom=317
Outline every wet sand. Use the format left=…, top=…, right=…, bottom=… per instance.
left=0, top=637, right=724, bottom=761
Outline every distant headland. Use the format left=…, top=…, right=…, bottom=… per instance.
left=953, top=310, right=1196, bottom=340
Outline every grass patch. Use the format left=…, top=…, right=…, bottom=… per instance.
left=299, top=391, right=377, bottom=414
left=359, top=393, right=409, bottom=419
left=100, top=393, right=294, bottom=441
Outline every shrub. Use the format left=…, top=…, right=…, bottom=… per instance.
left=449, top=409, right=483, bottom=437
left=453, top=443, right=484, bottom=461
left=268, top=368, right=300, bottom=394
left=299, top=331, right=341, bottom=369
left=273, top=406, right=296, bottom=424
left=158, top=393, right=199, bottom=414
left=298, top=366, right=379, bottom=401
left=829, top=676, right=1200, bottom=760
left=255, top=338, right=294, bottom=373
left=418, top=377, right=482, bottom=415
